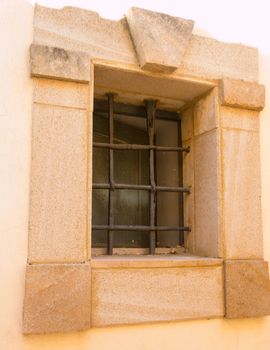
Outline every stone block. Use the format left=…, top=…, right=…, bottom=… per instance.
left=181, top=106, right=193, bottom=142
left=178, top=35, right=259, bottom=81
left=220, top=78, right=265, bottom=111
left=92, top=265, right=224, bottom=326
left=34, top=5, right=137, bottom=65
left=194, top=88, right=219, bottom=136
left=194, top=130, right=222, bottom=257
left=220, top=106, right=259, bottom=131
left=33, top=78, right=89, bottom=109
left=126, top=7, right=194, bottom=73
left=28, top=104, right=88, bottom=263
left=225, top=260, right=270, bottom=318
left=23, top=263, right=91, bottom=334
left=222, top=129, right=263, bottom=259
left=30, top=44, right=90, bottom=83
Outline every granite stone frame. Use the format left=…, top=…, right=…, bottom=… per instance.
left=23, top=5, right=270, bottom=334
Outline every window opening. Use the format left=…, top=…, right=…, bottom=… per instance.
left=92, top=94, right=191, bottom=255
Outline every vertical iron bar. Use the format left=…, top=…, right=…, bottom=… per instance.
left=146, top=100, right=157, bottom=255
left=107, top=94, right=114, bottom=255
left=178, top=119, right=184, bottom=246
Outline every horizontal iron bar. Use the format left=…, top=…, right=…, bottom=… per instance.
left=92, top=225, right=191, bottom=232
left=92, top=183, right=190, bottom=193
left=94, top=99, right=180, bottom=121
left=93, top=142, right=190, bottom=152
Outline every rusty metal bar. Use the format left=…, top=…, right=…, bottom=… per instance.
left=92, top=183, right=190, bottom=193
left=93, top=225, right=191, bottom=232
left=94, top=98, right=179, bottom=121
left=146, top=99, right=157, bottom=255
left=107, top=94, right=114, bottom=255
left=93, top=142, right=190, bottom=152
left=178, top=119, right=185, bottom=246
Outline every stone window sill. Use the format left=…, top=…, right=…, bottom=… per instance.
left=91, top=254, right=223, bottom=269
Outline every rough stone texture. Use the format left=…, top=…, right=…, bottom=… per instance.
left=92, top=266, right=224, bottom=326
left=30, top=44, right=90, bottom=83
left=225, top=260, right=270, bottom=318
left=178, top=35, right=258, bottom=81
left=194, top=88, right=219, bottom=136
left=33, top=78, right=89, bottom=109
left=92, top=255, right=222, bottom=269
left=220, top=106, right=259, bottom=131
left=33, top=5, right=259, bottom=82
left=194, top=130, right=222, bottom=257
left=28, top=104, right=88, bottom=263
left=126, top=7, right=194, bottom=73
left=23, top=264, right=91, bottom=334
left=34, top=4, right=137, bottom=65
left=94, top=65, right=213, bottom=110
left=181, top=106, right=193, bottom=142
left=220, top=78, right=265, bottom=111
left=222, top=129, right=263, bottom=259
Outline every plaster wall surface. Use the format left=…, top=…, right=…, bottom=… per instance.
left=1, top=0, right=270, bottom=349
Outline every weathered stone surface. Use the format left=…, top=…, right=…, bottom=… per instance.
left=23, top=263, right=91, bottom=333
left=91, top=255, right=222, bottom=269
left=126, top=7, right=194, bottom=73
left=92, top=265, right=223, bottom=326
left=194, top=88, right=219, bottom=136
left=28, top=104, right=88, bottom=263
left=220, top=78, right=265, bottom=111
left=225, top=260, right=270, bottom=318
left=194, top=130, right=222, bottom=257
left=33, top=78, right=89, bottom=109
left=222, top=129, right=263, bottom=259
left=220, top=106, right=259, bottom=131
left=30, top=44, right=90, bottom=83
left=34, top=4, right=137, bottom=65
left=181, top=106, right=193, bottom=142
left=178, top=35, right=259, bottom=81
left=33, top=5, right=259, bottom=82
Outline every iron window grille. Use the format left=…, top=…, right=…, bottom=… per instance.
left=92, top=94, right=191, bottom=255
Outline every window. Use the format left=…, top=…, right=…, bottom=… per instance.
left=92, top=94, right=190, bottom=255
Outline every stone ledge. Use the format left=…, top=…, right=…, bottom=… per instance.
left=23, top=264, right=91, bottom=334
left=30, top=44, right=91, bottom=83
left=220, top=78, right=265, bottom=111
left=91, top=255, right=223, bottom=269
left=224, top=260, right=270, bottom=318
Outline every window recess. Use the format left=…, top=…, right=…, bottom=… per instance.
left=92, top=94, right=191, bottom=255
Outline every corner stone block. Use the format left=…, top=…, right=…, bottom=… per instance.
left=225, top=260, right=270, bottom=318
left=23, top=264, right=91, bottom=334
left=30, top=44, right=91, bottom=83
left=220, top=78, right=265, bottom=111
left=126, top=7, right=194, bottom=73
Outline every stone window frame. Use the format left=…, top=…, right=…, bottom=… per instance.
left=23, top=5, right=270, bottom=334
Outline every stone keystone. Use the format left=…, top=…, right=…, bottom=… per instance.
left=126, top=7, right=194, bottom=73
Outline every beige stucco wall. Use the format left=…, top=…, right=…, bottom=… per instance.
left=1, top=0, right=270, bottom=348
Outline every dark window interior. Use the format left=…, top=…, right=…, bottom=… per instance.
left=92, top=95, right=190, bottom=255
